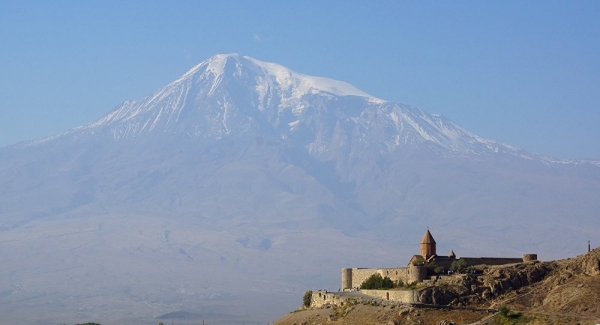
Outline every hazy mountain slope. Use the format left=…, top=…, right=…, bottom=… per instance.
left=0, top=54, right=598, bottom=324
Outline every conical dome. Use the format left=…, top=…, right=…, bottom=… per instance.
left=420, top=229, right=437, bottom=259
left=421, top=229, right=436, bottom=244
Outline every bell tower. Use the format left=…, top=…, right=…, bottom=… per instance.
left=420, top=229, right=437, bottom=259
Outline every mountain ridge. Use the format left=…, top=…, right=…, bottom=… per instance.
left=13, top=54, right=598, bottom=167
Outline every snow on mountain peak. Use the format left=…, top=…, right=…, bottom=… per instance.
left=242, top=56, right=384, bottom=103
left=86, top=54, right=387, bottom=135
left=175, top=54, right=384, bottom=104
left=203, top=53, right=242, bottom=78
left=20, top=54, right=597, bottom=167
left=26, top=55, right=525, bottom=158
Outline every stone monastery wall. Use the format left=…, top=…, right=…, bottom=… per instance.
left=460, top=257, right=523, bottom=267
left=339, top=230, right=536, bottom=293
left=341, top=266, right=427, bottom=290
left=310, top=289, right=418, bottom=308
left=360, top=289, right=418, bottom=303
left=310, top=291, right=347, bottom=308
left=328, top=230, right=539, bottom=309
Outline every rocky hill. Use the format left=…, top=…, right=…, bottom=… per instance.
left=498, top=247, right=600, bottom=320
left=274, top=248, right=600, bottom=325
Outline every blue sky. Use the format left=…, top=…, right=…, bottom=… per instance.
left=1, top=1, right=599, bottom=159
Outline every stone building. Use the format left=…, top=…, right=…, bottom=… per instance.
left=341, top=229, right=536, bottom=290
left=420, top=229, right=436, bottom=259
left=341, top=265, right=427, bottom=290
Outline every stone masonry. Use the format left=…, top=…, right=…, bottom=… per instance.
left=341, top=229, right=536, bottom=291
left=341, top=266, right=427, bottom=290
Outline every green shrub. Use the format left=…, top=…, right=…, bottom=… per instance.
left=360, top=273, right=394, bottom=289
left=495, top=306, right=525, bottom=324
left=382, top=276, right=394, bottom=288
left=303, top=290, right=313, bottom=308
left=424, top=261, right=445, bottom=275
left=450, top=259, right=467, bottom=273
left=499, top=306, right=510, bottom=317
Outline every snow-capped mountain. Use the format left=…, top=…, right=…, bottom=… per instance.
left=1, top=54, right=599, bottom=325
left=33, top=54, right=524, bottom=158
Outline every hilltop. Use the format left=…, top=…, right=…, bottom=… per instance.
left=274, top=247, right=600, bottom=325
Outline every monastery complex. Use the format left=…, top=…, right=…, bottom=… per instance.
left=341, top=229, right=537, bottom=290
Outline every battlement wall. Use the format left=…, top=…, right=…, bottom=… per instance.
left=460, top=257, right=523, bottom=267
left=361, top=289, right=418, bottom=303
left=310, top=291, right=347, bottom=308
left=310, top=289, right=418, bottom=308
left=341, top=266, right=427, bottom=289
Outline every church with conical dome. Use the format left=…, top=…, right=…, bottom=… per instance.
left=341, top=229, right=534, bottom=290
left=420, top=229, right=436, bottom=259
left=408, top=229, right=460, bottom=267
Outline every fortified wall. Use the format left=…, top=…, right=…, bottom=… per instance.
left=461, top=257, right=523, bottom=267
left=310, top=289, right=418, bottom=308
left=341, top=266, right=427, bottom=290
left=341, top=230, right=537, bottom=291
left=310, top=291, right=347, bottom=308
